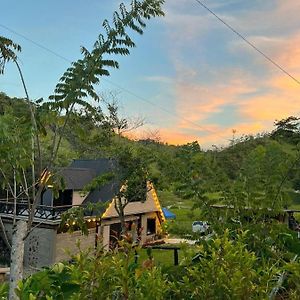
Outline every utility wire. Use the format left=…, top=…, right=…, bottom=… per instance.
left=0, top=24, right=71, bottom=64
left=193, top=0, right=300, bottom=86
left=0, top=23, right=228, bottom=141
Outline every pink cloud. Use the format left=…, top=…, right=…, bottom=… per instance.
left=173, top=63, right=256, bottom=125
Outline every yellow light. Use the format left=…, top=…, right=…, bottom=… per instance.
left=92, top=218, right=96, bottom=222
left=88, top=219, right=91, bottom=222
left=72, top=221, right=76, bottom=225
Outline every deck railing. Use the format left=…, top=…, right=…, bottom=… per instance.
left=0, top=201, right=81, bottom=221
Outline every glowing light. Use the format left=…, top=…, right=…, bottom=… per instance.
left=149, top=182, right=166, bottom=222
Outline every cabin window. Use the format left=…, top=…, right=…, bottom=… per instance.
left=53, top=190, right=73, bottom=207
left=147, top=218, right=156, bottom=235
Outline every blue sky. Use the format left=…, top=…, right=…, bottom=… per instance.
left=1, top=0, right=300, bottom=148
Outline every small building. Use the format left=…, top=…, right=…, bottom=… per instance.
left=0, top=159, right=165, bottom=269
left=101, top=182, right=165, bottom=249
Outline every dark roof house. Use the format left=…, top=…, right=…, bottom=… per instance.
left=0, top=159, right=165, bottom=269
left=42, top=158, right=120, bottom=207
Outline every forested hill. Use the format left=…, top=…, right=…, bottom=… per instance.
left=1, top=91, right=300, bottom=209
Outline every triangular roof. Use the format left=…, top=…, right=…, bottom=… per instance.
left=102, top=183, right=165, bottom=222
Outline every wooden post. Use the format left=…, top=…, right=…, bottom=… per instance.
left=174, top=248, right=179, bottom=266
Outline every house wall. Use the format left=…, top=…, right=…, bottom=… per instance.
left=102, top=225, right=110, bottom=251
left=41, top=189, right=53, bottom=206
left=102, top=215, right=139, bottom=226
left=24, top=226, right=57, bottom=268
left=72, top=191, right=87, bottom=206
left=2, top=219, right=97, bottom=269
left=54, top=228, right=96, bottom=262
left=3, top=222, right=57, bottom=269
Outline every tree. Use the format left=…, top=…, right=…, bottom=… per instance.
left=110, top=145, right=148, bottom=233
left=0, top=36, right=21, bottom=74
left=0, top=1, right=165, bottom=298
left=272, top=116, right=300, bottom=144
left=98, top=91, right=145, bottom=138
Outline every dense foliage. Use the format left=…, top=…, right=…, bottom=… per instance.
left=1, top=230, right=299, bottom=299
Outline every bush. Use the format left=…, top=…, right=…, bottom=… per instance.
left=0, top=282, right=8, bottom=300
left=169, top=230, right=279, bottom=299
left=12, top=230, right=300, bottom=299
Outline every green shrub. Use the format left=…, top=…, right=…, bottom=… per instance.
left=0, top=282, right=8, bottom=300
left=169, top=230, right=279, bottom=299
left=16, top=263, right=80, bottom=299
left=13, top=230, right=300, bottom=299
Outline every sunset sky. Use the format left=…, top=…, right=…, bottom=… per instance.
left=1, top=0, right=300, bottom=148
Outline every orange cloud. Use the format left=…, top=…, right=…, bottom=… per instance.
left=159, top=128, right=201, bottom=145
left=173, top=63, right=256, bottom=125
left=158, top=122, right=267, bottom=148
left=239, top=94, right=300, bottom=122
left=238, top=31, right=300, bottom=122
left=149, top=1, right=300, bottom=148
left=271, top=35, right=300, bottom=72
left=173, top=29, right=300, bottom=143
left=126, top=120, right=269, bottom=148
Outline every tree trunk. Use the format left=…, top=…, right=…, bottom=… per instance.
left=119, top=209, right=126, bottom=234
left=9, top=220, right=27, bottom=300
left=114, top=197, right=127, bottom=234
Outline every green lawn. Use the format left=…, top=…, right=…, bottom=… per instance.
left=138, top=248, right=178, bottom=267
left=137, top=243, right=197, bottom=267
left=157, top=190, right=203, bottom=237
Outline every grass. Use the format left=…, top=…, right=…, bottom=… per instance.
left=138, top=248, right=178, bottom=267
left=157, top=190, right=189, bottom=207
left=157, top=190, right=204, bottom=238
left=137, top=243, right=198, bottom=267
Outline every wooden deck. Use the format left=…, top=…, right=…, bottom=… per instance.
left=0, top=267, right=9, bottom=282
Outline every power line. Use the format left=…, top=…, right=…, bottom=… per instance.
left=0, top=24, right=71, bottom=64
left=0, top=23, right=229, bottom=141
left=193, top=0, right=300, bottom=86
